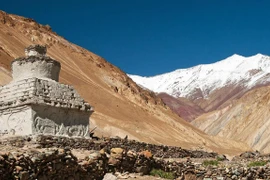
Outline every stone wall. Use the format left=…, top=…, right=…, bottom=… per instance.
left=1, top=135, right=216, bottom=158
left=1, top=135, right=217, bottom=158
left=1, top=148, right=270, bottom=180
left=1, top=135, right=270, bottom=179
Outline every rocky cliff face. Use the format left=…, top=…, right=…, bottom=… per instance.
left=192, top=85, right=270, bottom=153
left=0, top=10, right=249, bottom=154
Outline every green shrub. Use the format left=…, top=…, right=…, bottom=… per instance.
left=248, top=161, right=267, bottom=167
left=216, top=157, right=224, bottom=161
left=216, top=155, right=226, bottom=161
left=202, top=160, right=219, bottom=166
left=150, top=169, right=175, bottom=179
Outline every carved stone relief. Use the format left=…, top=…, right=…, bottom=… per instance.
left=0, top=106, right=32, bottom=136
left=34, top=117, right=56, bottom=134
left=32, top=105, right=90, bottom=137
left=7, top=111, right=28, bottom=133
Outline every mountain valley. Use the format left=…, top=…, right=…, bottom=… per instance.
left=2, top=10, right=270, bottom=156
left=0, top=10, right=252, bottom=155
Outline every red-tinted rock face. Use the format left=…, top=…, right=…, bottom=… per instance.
left=192, top=81, right=270, bottom=113
left=161, top=81, right=270, bottom=122
left=157, top=93, right=204, bottom=122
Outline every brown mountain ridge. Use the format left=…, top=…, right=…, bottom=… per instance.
left=0, top=10, right=251, bottom=155
left=192, top=85, right=270, bottom=153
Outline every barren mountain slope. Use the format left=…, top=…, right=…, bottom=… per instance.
left=192, top=85, right=270, bottom=153
left=0, top=67, right=11, bottom=84
left=130, top=54, right=270, bottom=121
left=0, top=10, right=251, bottom=154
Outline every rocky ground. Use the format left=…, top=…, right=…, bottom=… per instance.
left=0, top=135, right=270, bottom=179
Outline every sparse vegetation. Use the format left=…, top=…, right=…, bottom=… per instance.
left=216, top=155, right=226, bottom=161
left=216, top=157, right=224, bottom=161
left=202, top=160, right=219, bottom=166
left=150, top=169, right=175, bottom=179
left=248, top=161, right=267, bottom=167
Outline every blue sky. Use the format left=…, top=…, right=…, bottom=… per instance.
left=2, top=1, right=270, bottom=76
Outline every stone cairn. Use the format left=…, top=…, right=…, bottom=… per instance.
left=0, top=45, right=93, bottom=137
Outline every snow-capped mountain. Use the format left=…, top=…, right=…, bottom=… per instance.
left=129, top=53, right=270, bottom=99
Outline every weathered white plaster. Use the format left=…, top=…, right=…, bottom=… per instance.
left=0, top=45, right=93, bottom=137
left=0, top=105, right=91, bottom=136
left=12, top=57, right=60, bottom=82
left=0, top=106, right=32, bottom=135
left=12, top=45, right=60, bottom=82
left=0, top=78, right=92, bottom=111
left=32, top=105, right=90, bottom=136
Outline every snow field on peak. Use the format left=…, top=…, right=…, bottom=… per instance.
left=129, top=54, right=270, bottom=98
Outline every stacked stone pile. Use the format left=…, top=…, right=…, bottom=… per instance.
left=192, top=164, right=270, bottom=179
left=0, top=148, right=82, bottom=180
left=1, top=145, right=270, bottom=179
left=1, top=135, right=270, bottom=179
left=0, top=146, right=158, bottom=179
left=0, top=135, right=217, bottom=158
